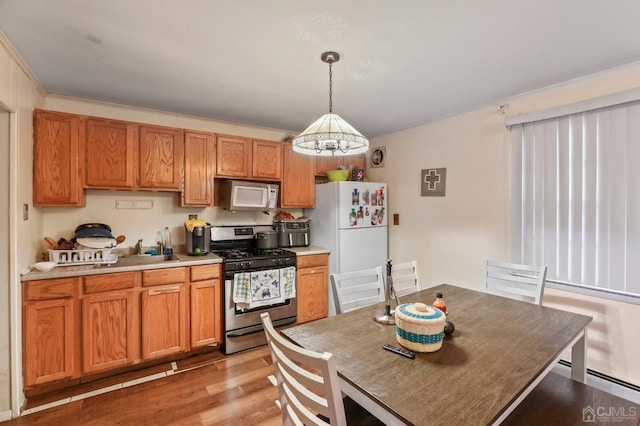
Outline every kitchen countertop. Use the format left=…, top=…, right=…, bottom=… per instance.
left=21, top=252, right=223, bottom=281
left=287, top=246, right=330, bottom=256
left=21, top=246, right=331, bottom=281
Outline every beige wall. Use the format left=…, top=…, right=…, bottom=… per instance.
left=368, top=64, right=640, bottom=386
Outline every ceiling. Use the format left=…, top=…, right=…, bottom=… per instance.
left=1, top=1, right=640, bottom=139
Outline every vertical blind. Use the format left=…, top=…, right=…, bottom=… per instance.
left=510, top=101, right=640, bottom=298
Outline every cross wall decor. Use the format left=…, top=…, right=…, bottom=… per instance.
left=421, top=168, right=446, bottom=196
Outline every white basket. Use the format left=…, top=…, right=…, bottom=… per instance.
left=48, top=248, right=116, bottom=266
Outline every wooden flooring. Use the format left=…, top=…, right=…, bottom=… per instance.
left=3, top=345, right=639, bottom=425
left=2, top=346, right=281, bottom=426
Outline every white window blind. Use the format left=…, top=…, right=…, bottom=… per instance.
left=510, top=100, right=640, bottom=302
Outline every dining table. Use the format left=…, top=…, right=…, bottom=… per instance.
left=282, top=283, right=592, bottom=425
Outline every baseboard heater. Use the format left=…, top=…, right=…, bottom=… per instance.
left=558, top=359, right=640, bottom=392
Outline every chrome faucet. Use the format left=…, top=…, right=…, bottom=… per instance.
left=135, top=239, right=143, bottom=255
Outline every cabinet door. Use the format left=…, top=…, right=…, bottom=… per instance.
left=33, top=109, right=85, bottom=206
left=141, top=283, right=189, bottom=359
left=82, top=291, right=136, bottom=373
left=138, top=125, right=184, bottom=189
left=182, top=131, right=215, bottom=206
left=216, top=134, right=251, bottom=178
left=24, top=298, right=75, bottom=385
left=297, top=264, right=329, bottom=324
left=190, top=279, right=222, bottom=347
left=85, top=118, right=137, bottom=189
left=281, top=143, right=315, bottom=208
left=252, top=139, right=282, bottom=180
left=315, top=154, right=366, bottom=177
left=315, top=156, right=342, bottom=177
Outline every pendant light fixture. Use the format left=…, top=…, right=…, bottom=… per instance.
left=292, top=51, right=369, bottom=156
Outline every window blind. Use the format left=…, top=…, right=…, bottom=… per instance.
left=510, top=101, right=640, bottom=302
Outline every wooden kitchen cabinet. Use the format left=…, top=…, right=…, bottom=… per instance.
left=85, top=117, right=137, bottom=189
left=189, top=264, right=223, bottom=348
left=315, top=154, right=366, bottom=177
left=216, top=134, right=251, bottom=178
left=141, top=267, right=189, bottom=359
left=216, top=134, right=282, bottom=180
left=22, top=277, right=79, bottom=386
left=33, top=109, right=85, bottom=206
left=138, top=125, right=184, bottom=190
left=252, top=139, right=282, bottom=180
left=182, top=131, right=215, bottom=206
left=281, top=143, right=315, bottom=208
left=81, top=272, right=138, bottom=373
left=296, top=254, right=329, bottom=324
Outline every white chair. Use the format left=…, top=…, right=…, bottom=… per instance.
left=390, top=260, right=421, bottom=298
left=261, top=312, right=381, bottom=426
left=330, top=267, right=385, bottom=314
left=485, top=260, right=547, bottom=305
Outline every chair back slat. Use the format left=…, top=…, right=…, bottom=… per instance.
left=330, top=267, right=385, bottom=314
left=486, top=260, right=547, bottom=305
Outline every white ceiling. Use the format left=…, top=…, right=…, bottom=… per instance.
left=1, top=0, right=640, bottom=138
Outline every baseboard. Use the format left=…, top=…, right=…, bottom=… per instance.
left=0, top=409, right=13, bottom=422
left=557, top=360, right=640, bottom=392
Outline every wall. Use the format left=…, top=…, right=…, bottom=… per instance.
left=0, top=32, right=45, bottom=419
left=368, top=63, right=640, bottom=386
left=39, top=96, right=299, bottom=257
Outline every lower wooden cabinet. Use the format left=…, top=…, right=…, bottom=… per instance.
left=82, top=272, right=137, bottom=373
left=22, top=277, right=79, bottom=386
left=22, top=262, right=223, bottom=388
left=296, top=254, right=329, bottom=324
left=141, top=268, right=189, bottom=359
left=189, top=264, right=223, bottom=348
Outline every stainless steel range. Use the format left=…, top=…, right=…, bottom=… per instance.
left=211, top=225, right=297, bottom=354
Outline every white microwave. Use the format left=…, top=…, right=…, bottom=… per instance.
left=218, top=180, right=279, bottom=212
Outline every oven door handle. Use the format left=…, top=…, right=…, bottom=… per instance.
left=227, top=317, right=297, bottom=337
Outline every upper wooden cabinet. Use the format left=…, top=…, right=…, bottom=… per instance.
left=216, top=134, right=282, bottom=180
left=85, top=118, right=137, bottom=189
left=216, top=134, right=251, bottom=178
left=138, top=125, right=184, bottom=190
left=252, top=139, right=282, bottom=180
left=33, top=109, right=85, bottom=206
left=281, top=143, right=315, bottom=208
left=315, top=154, right=366, bottom=177
left=182, top=131, right=215, bottom=207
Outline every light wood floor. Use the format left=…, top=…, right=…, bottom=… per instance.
left=2, top=346, right=282, bottom=426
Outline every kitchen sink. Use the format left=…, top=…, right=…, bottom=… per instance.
left=115, top=254, right=180, bottom=266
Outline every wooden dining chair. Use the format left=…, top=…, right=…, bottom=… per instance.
left=391, top=260, right=421, bottom=298
left=330, top=267, right=385, bottom=314
left=485, top=260, right=547, bottom=305
left=261, top=312, right=383, bottom=426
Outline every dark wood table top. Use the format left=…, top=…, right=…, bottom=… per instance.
left=283, top=284, right=592, bottom=426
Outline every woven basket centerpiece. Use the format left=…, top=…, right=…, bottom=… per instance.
left=395, top=302, right=446, bottom=353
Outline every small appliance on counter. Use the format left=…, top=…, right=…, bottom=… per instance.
left=274, top=217, right=310, bottom=247
left=185, top=219, right=211, bottom=255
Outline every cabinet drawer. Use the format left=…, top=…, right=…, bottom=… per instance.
left=143, top=267, right=188, bottom=287
left=84, top=272, right=137, bottom=293
left=297, top=254, right=329, bottom=269
left=24, top=278, right=75, bottom=300
left=190, top=264, right=220, bottom=282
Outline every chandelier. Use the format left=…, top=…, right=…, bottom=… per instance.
left=292, top=51, right=369, bottom=156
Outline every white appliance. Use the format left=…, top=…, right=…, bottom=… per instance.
left=218, top=180, right=279, bottom=213
left=304, top=181, right=388, bottom=315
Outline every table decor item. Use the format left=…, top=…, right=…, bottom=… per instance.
left=395, top=302, right=446, bottom=352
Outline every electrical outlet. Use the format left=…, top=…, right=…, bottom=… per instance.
left=23, top=204, right=29, bottom=220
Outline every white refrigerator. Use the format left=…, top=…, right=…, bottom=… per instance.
left=304, top=181, right=388, bottom=315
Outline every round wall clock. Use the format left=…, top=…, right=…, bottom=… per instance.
left=370, top=147, right=386, bottom=168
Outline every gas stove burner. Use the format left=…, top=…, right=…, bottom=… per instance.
left=219, top=249, right=250, bottom=259
left=216, top=247, right=294, bottom=260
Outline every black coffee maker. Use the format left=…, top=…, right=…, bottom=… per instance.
left=185, top=222, right=211, bottom=255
